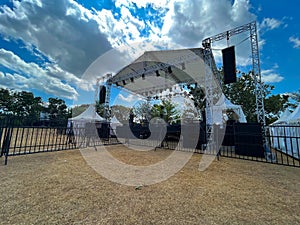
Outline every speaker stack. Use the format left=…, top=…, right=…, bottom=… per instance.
left=222, top=46, right=236, bottom=84
left=99, top=85, right=106, bottom=104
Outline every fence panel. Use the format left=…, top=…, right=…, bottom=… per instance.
left=1, top=121, right=299, bottom=168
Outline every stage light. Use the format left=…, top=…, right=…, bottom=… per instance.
left=156, top=70, right=160, bottom=76
left=181, top=63, right=186, bottom=70
left=122, top=80, right=126, bottom=85
left=115, top=82, right=119, bottom=86
left=130, top=77, right=134, bottom=82
left=142, top=74, right=145, bottom=80
left=167, top=66, right=172, bottom=73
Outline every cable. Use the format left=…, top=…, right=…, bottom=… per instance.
left=211, top=35, right=250, bottom=51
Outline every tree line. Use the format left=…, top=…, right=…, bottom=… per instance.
left=115, top=71, right=299, bottom=125
left=0, top=71, right=299, bottom=126
left=0, top=88, right=70, bottom=126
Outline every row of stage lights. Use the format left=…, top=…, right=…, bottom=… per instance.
left=114, top=66, right=174, bottom=87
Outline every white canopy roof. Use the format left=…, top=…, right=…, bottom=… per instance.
left=110, top=115, right=123, bottom=130
left=271, top=108, right=292, bottom=125
left=286, top=104, right=300, bottom=124
left=107, top=48, right=221, bottom=98
left=212, top=94, right=247, bottom=124
left=69, top=104, right=105, bottom=122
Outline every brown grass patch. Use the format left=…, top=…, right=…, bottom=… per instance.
left=0, top=145, right=300, bottom=224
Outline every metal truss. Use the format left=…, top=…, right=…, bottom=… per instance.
left=202, top=21, right=266, bottom=144
left=202, top=46, right=214, bottom=149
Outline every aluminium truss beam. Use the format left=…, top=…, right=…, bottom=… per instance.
left=202, top=21, right=266, bottom=143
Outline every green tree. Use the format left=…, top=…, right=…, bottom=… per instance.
left=264, top=94, right=289, bottom=124
left=111, top=105, right=131, bottom=123
left=223, top=72, right=271, bottom=123
left=0, top=88, right=13, bottom=114
left=223, top=71, right=288, bottom=124
left=13, top=91, right=42, bottom=118
left=188, top=85, right=206, bottom=112
left=47, top=97, right=69, bottom=126
left=151, top=99, right=180, bottom=124
left=95, top=100, right=105, bottom=117
left=133, top=101, right=152, bottom=122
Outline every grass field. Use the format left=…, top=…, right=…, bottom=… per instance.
left=0, top=145, right=300, bottom=224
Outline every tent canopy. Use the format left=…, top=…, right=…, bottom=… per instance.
left=110, top=115, right=123, bottom=130
left=286, top=104, right=300, bottom=124
left=69, top=104, right=105, bottom=126
left=271, top=108, right=292, bottom=125
left=212, top=94, right=247, bottom=124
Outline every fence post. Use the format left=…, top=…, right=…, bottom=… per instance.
left=1, top=127, right=12, bottom=165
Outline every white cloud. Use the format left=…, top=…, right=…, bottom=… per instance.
left=0, top=49, right=79, bottom=99
left=0, top=0, right=112, bottom=76
left=163, top=0, right=256, bottom=47
left=289, top=36, right=300, bottom=49
left=261, top=69, right=284, bottom=83
left=117, top=93, right=142, bottom=104
left=0, top=0, right=266, bottom=102
left=161, top=0, right=258, bottom=67
left=260, top=18, right=282, bottom=30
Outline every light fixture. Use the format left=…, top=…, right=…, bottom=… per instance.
left=142, top=74, right=145, bottom=80
left=167, top=66, right=172, bottom=73
left=156, top=70, right=160, bottom=77
left=130, top=77, right=134, bottom=82
left=122, top=80, right=126, bottom=85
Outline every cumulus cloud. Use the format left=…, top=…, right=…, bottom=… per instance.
left=261, top=69, right=284, bottom=83
left=0, top=0, right=269, bottom=102
left=0, top=49, right=79, bottom=99
left=0, top=0, right=112, bottom=76
left=163, top=0, right=256, bottom=47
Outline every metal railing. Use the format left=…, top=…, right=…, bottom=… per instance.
left=1, top=121, right=299, bottom=168
left=0, top=125, right=120, bottom=165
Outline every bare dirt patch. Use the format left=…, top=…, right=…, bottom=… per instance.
left=0, top=145, right=299, bottom=225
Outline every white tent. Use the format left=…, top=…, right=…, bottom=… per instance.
left=110, top=115, right=123, bottom=131
left=68, top=104, right=105, bottom=129
left=269, top=106, right=300, bottom=159
left=286, top=104, right=300, bottom=124
left=271, top=108, right=292, bottom=125
left=212, top=94, right=247, bottom=124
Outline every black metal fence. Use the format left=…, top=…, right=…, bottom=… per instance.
left=0, top=125, right=120, bottom=165
left=114, top=123, right=300, bottom=167
left=1, top=120, right=299, bottom=168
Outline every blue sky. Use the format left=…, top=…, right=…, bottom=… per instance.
left=0, top=0, right=299, bottom=107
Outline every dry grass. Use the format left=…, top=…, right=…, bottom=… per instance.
left=0, top=145, right=300, bottom=225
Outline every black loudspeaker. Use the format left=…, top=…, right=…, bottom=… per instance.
left=99, top=85, right=106, bottom=104
left=222, top=120, right=235, bottom=146
left=234, top=123, right=264, bottom=158
left=222, top=46, right=236, bottom=84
